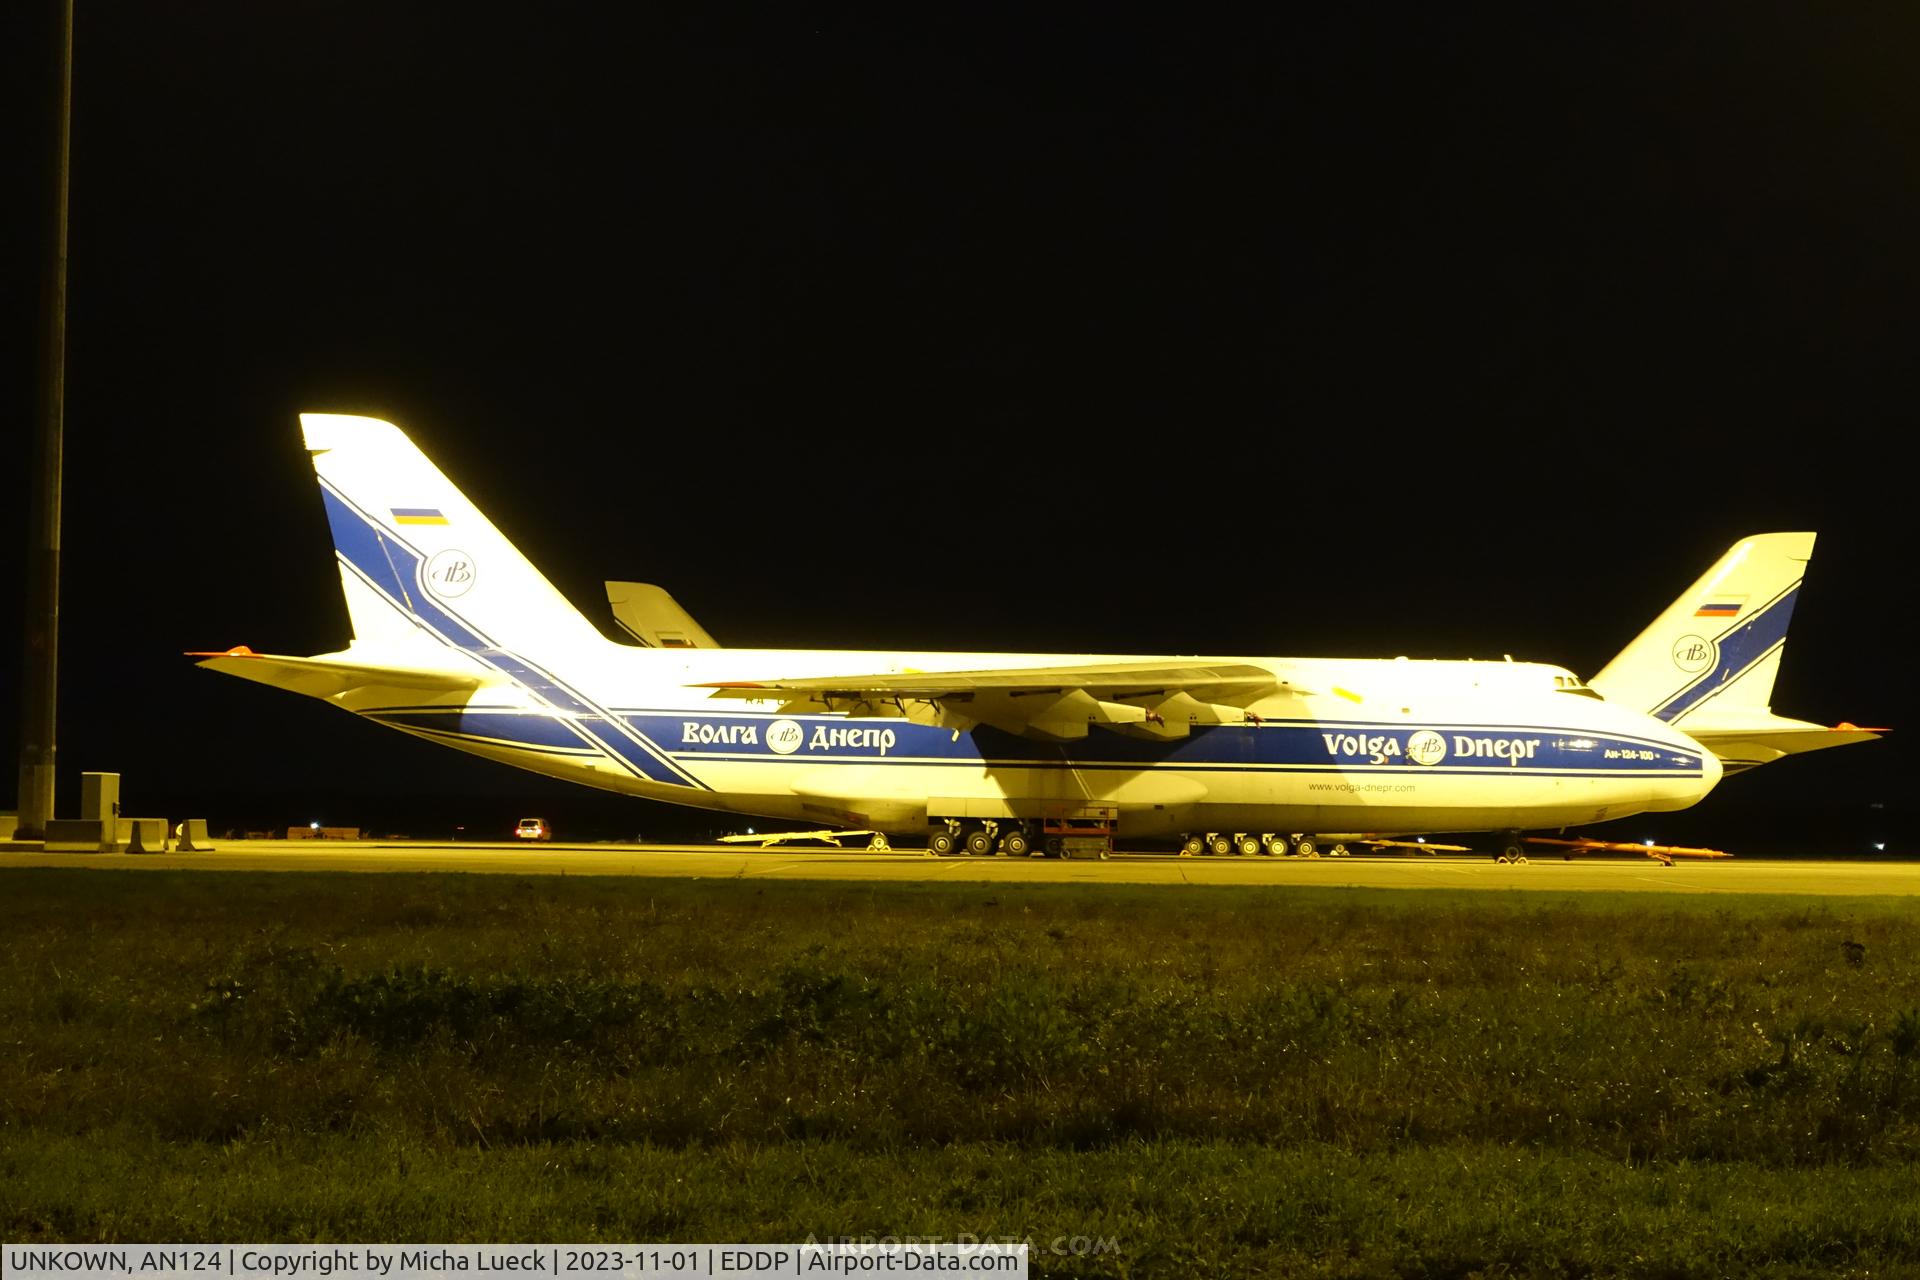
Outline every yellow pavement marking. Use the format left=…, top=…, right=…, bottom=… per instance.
left=2, top=841, right=1917, bottom=897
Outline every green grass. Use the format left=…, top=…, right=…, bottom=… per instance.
left=3, top=869, right=1920, bottom=1277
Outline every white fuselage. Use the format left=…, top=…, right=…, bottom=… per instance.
left=222, top=420, right=1863, bottom=847
left=341, top=642, right=1722, bottom=837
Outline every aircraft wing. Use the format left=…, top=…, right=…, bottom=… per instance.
left=191, top=646, right=494, bottom=700
left=697, top=661, right=1290, bottom=741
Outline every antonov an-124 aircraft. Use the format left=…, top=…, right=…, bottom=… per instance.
left=196, top=415, right=1879, bottom=858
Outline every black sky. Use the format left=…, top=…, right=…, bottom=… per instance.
left=2, top=7, right=1913, bottom=847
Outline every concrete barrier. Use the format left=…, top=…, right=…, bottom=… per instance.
left=120, top=817, right=168, bottom=854
left=45, top=818, right=111, bottom=853
left=174, top=819, right=215, bottom=851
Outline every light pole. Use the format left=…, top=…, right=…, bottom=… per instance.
left=15, top=0, right=73, bottom=839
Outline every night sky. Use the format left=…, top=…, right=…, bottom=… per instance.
left=2, top=7, right=1913, bottom=849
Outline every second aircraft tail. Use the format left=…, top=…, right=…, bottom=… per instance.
left=1590, top=532, right=1814, bottom=725
left=1589, top=532, right=1879, bottom=771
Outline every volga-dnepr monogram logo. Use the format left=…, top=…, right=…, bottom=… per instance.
left=1405, top=730, right=1448, bottom=766
left=1671, top=634, right=1715, bottom=674
left=424, top=548, right=477, bottom=599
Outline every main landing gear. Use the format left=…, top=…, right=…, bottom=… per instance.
left=928, top=819, right=1009, bottom=857
left=1181, top=832, right=1351, bottom=858
left=926, top=816, right=1110, bottom=859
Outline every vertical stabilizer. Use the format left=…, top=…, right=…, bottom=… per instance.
left=301, top=413, right=605, bottom=661
left=605, top=581, right=722, bottom=648
left=1590, top=532, right=1814, bottom=724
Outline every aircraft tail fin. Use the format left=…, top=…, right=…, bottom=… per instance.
left=1589, top=532, right=1814, bottom=726
left=605, top=581, right=721, bottom=648
left=300, top=413, right=606, bottom=661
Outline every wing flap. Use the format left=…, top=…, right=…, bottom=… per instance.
left=696, top=661, right=1288, bottom=741
left=698, top=661, right=1286, bottom=700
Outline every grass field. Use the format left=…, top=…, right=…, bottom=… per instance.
left=3, top=869, right=1919, bottom=1277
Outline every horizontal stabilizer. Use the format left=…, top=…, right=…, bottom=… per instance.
left=1678, top=712, right=1884, bottom=773
left=191, top=646, right=493, bottom=699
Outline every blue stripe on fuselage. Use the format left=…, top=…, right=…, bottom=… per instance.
left=370, top=714, right=599, bottom=758
left=354, top=708, right=1707, bottom=779
left=630, top=713, right=1706, bottom=776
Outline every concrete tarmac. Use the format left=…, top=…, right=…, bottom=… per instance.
left=3, top=839, right=1918, bottom=896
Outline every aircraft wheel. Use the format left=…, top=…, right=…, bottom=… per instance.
left=1268, top=834, right=1294, bottom=857
left=1235, top=834, right=1261, bottom=857
left=1045, top=837, right=1063, bottom=857
left=868, top=833, right=891, bottom=853
left=1207, top=834, right=1233, bottom=857
left=1180, top=834, right=1205, bottom=857
left=1330, top=842, right=1349, bottom=857
left=1294, top=835, right=1320, bottom=858
left=1002, top=830, right=1031, bottom=857
left=928, top=830, right=958, bottom=857
left=964, top=828, right=996, bottom=857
